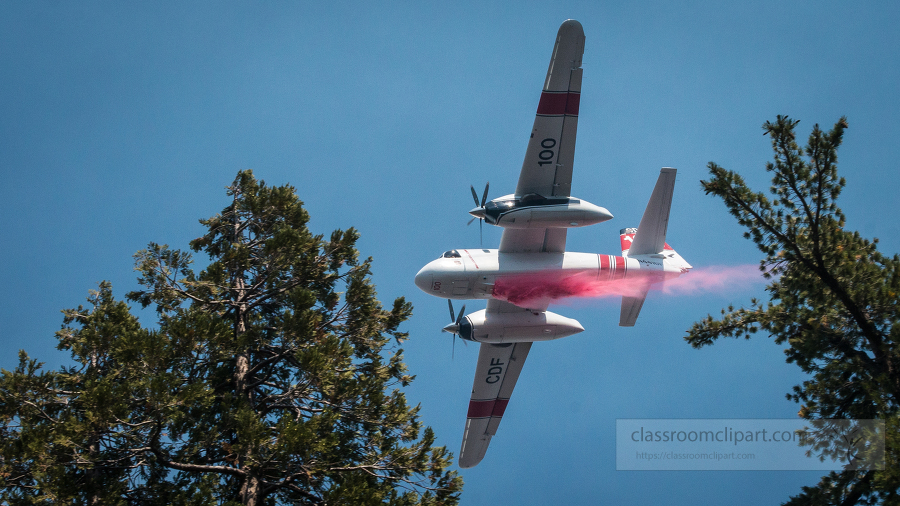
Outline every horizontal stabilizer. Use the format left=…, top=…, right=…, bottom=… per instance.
left=619, top=289, right=648, bottom=327
left=628, top=168, right=676, bottom=256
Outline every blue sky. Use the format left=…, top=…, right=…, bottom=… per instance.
left=2, top=1, right=898, bottom=504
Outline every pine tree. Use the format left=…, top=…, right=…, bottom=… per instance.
left=689, top=116, right=899, bottom=504
left=0, top=283, right=162, bottom=505
left=0, top=170, right=462, bottom=505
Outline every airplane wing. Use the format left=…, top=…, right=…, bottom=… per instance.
left=500, top=20, right=585, bottom=255
left=459, top=314, right=533, bottom=468
left=461, top=19, right=584, bottom=468
left=515, top=19, right=584, bottom=199
left=499, top=227, right=567, bottom=254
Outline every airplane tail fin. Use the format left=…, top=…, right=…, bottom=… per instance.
left=626, top=168, right=676, bottom=256
left=619, top=167, right=692, bottom=268
left=617, top=168, right=691, bottom=327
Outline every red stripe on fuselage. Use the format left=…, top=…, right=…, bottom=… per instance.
left=536, top=91, right=580, bottom=116
left=598, top=255, right=628, bottom=281
left=614, top=256, right=626, bottom=280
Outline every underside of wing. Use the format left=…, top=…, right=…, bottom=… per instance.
left=486, top=298, right=548, bottom=314
left=459, top=340, right=532, bottom=468
left=498, top=227, right=567, bottom=254
left=500, top=20, right=584, bottom=254
left=459, top=23, right=585, bottom=466
left=515, top=19, right=584, bottom=199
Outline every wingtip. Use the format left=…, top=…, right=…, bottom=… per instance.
left=458, top=459, right=481, bottom=469
left=560, top=19, right=583, bottom=31
left=458, top=430, right=491, bottom=468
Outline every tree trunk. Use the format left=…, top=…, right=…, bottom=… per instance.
left=86, top=432, right=101, bottom=505
left=241, top=474, right=261, bottom=506
left=230, top=202, right=259, bottom=505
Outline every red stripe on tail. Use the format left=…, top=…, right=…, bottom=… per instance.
left=620, top=233, right=636, bottom=252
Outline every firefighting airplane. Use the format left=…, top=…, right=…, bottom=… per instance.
left=414, top=20, right=692, bottom=468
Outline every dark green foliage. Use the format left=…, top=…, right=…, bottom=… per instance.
left=690, top=116, right=899, bottom=505
left=0, top=171, right=461, bottom=505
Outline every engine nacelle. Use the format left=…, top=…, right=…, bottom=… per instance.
left=456, top=309, right=584, bottom=344
left=472, top=194, right=613, bottom=229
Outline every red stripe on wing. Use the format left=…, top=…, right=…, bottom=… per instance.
left=467, top=400, right=493, bottom=418
left=536, top=91, right=580, bottom=116
left=467, top=398, right=510, bottom=419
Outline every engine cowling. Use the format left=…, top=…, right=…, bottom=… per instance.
left=456, top=309, right=584, bottom=343
left=475, top=194, right=613, bottom=229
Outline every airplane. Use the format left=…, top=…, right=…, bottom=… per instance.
left=413, top=19, right=692, bottom=468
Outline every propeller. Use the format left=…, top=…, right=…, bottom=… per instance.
left=468, top=182, right=489, bottom=245
left=442, top=299, right=467, bottom=359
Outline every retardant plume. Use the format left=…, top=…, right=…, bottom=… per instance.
left=657, top=264, right=765, bottom=296
left=492, top=265, right=764, bottom=307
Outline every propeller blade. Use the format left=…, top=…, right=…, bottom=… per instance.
left=447, top=299, right=466, bottom=360
left=479, top=219, right=483, bottom=246
left=467, top=216, right=477, bottom=226
left=470, top=185, right=480, bottom=207
left=481, top=182, right=490, bottom=207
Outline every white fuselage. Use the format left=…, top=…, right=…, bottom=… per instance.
left=415, top=248, right=682, bottom=300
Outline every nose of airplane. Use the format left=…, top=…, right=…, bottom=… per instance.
left=414, top=264, right=433, bottom=293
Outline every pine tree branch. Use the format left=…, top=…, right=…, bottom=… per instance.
left=150, top=445, right=247, bottom=478
left=714, top=175, right=896, bottom=402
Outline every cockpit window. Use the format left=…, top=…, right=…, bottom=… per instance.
left=441, top=250, right=461, bottom=258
